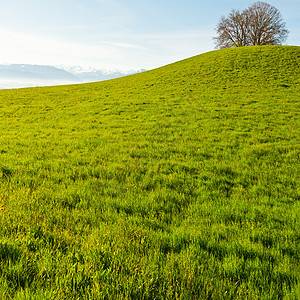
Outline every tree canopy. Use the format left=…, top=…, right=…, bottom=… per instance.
left=214, top=1, right=289, bottom=49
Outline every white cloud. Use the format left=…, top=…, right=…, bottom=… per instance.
left=0, top=27, right=121, bottom=66
left=0, top=26, right=215, bottom=71
left=101, top=41, right=148, bottom=50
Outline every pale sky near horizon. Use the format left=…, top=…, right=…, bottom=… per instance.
left=0, top=0, right=299, bottom=71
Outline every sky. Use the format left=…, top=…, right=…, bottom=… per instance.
left=0, top=0, right=299, bottom=71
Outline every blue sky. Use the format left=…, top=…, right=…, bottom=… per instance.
left=0, top=0, right=299, bottom=71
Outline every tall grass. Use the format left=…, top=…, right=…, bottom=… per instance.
left=0, top=45, right=299, bottom=299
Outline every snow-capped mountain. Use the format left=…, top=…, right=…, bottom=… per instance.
left=0, top=64, right=146, bottom=89
left=63, top=65, right=146, bottom=82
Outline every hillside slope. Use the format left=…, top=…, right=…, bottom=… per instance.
left=150, top=45, right=300, bottom=87
left=0, top=46, right=299, bottom=299
left=0, top=64, right=79, bottom=80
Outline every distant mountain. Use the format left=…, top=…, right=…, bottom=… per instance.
left=0, top=64, right=146, bottom=89
left=0, top=64, right=80, bottom=89
left=0, top=64, right=79, bottom=81
left=65, top=67, right=147, bottom=82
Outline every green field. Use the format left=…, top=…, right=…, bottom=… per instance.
left=0, top=45, right=299, bottom=299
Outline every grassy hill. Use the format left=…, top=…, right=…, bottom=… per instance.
left=0, top=45, right=299, bottom=299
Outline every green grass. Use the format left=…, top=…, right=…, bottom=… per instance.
left=0, top=45, right=299, bottom=299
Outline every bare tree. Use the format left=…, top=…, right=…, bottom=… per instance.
left=245, top=2, right=289, bottom=46
left=214, top=9, right=249, bottom=49
left=214, top=1, right=289, bottom=49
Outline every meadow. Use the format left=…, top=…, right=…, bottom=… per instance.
left=0, top=45, right=299, bottom=299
